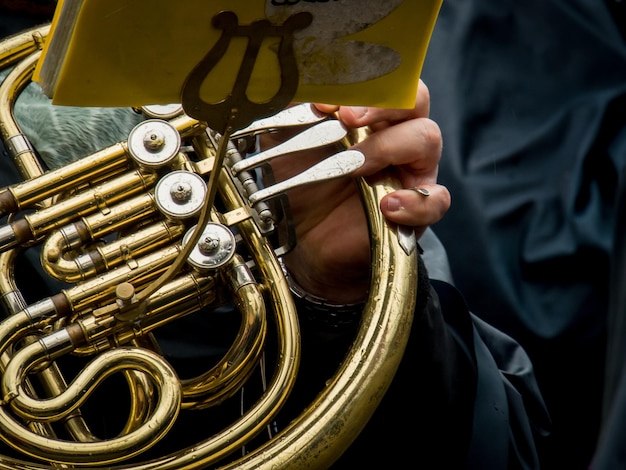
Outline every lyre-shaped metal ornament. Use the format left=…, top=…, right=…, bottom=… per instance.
left=181, top=10, right=312, bottom=134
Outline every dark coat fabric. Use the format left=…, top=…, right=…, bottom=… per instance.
left=420, top=1, right=626, bottom=468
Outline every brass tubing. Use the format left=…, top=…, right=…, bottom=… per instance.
left=179, top=255, right=266, bottom=409
left=0, top=250, right=24, bottom=316
left=0, top=346, right=182, bottom=465
left=62, top=167, right=302, bottom=470
left=22, top=170, right=158, bottom=242
left=109, top=164, right=302, bottom=469
left=121, top=338, right=162, bottom=436
left=0, top=250, right=100, bottom=443
left=0, top=299, right=59, bottom=360
left=42, top=216, right=185, bottom=283
left=0, top=143, right=132, bottom=216
left=39, top=191, right=160, bottom=281
left=39, top=193, right=161, bottom=279
left=0, top=51, right=46, bottom=181
left=0, top=114, right=206, bottom=218
left=75, top=192, right=159, bottom=240
left=33, top=363, right=100, bottom=443
left=166, top=113, right=206, bottom=138
left=63, top=244, right=181, bottom=314
left=0, top=170, right=160, bottom=255
left=180, top=283, right=266, bottom=409
left=77, top=253, right=266, bottom=409
left=0, top=25, right=48, bottom=71
left=72, top=271, right=217, bottom=356
left=90, top=221, right=185, bottom=275
left=226, top=178, right=417, bottom=469
left=39, top=264, right=259, bottom=428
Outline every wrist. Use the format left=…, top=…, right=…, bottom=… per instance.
left=279, top=258, right=365, bottom=333
left=280, top=249, right=370, bottom=305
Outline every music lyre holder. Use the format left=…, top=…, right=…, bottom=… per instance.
left=181, top=10, right=313, bottom=134
left=136, top=11, right=313, bottom=310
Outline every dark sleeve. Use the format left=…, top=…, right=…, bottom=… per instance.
left=590, top=166, right=626, bottom=470
left=431, top=276, right=550, bottom=470
left=469, top=312, right=551, bottom=469
left=334, top=257, right=550, bottom=468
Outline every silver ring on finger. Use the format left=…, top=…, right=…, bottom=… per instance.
left=409, top=187, right=430, bottom=197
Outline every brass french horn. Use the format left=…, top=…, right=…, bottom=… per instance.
left=0, top=24, right=418, bottom=469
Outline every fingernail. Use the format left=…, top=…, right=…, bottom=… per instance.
left=386, top=196, right=403, bottom=212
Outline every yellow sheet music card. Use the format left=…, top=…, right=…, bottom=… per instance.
left=34, top=0, right=442, bottom=112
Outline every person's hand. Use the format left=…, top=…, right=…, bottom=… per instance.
left=267, top=80, right=450, bottom=304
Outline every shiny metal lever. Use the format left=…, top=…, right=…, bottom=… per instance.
left=231, top=120, right=348, bottom=175
left=231, top=103, right=328, bottom=138
left=248, top=149, right=365, bottom=204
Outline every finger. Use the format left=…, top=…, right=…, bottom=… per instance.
left=336, top=80, right=431, bottom=128
left=313, top=103, right=339, bottom=114
left=311, top=102, right=413, bottom=131
left=379, top=184, right=451, bottom=227
left=353, top=118, right=442, bottom=176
